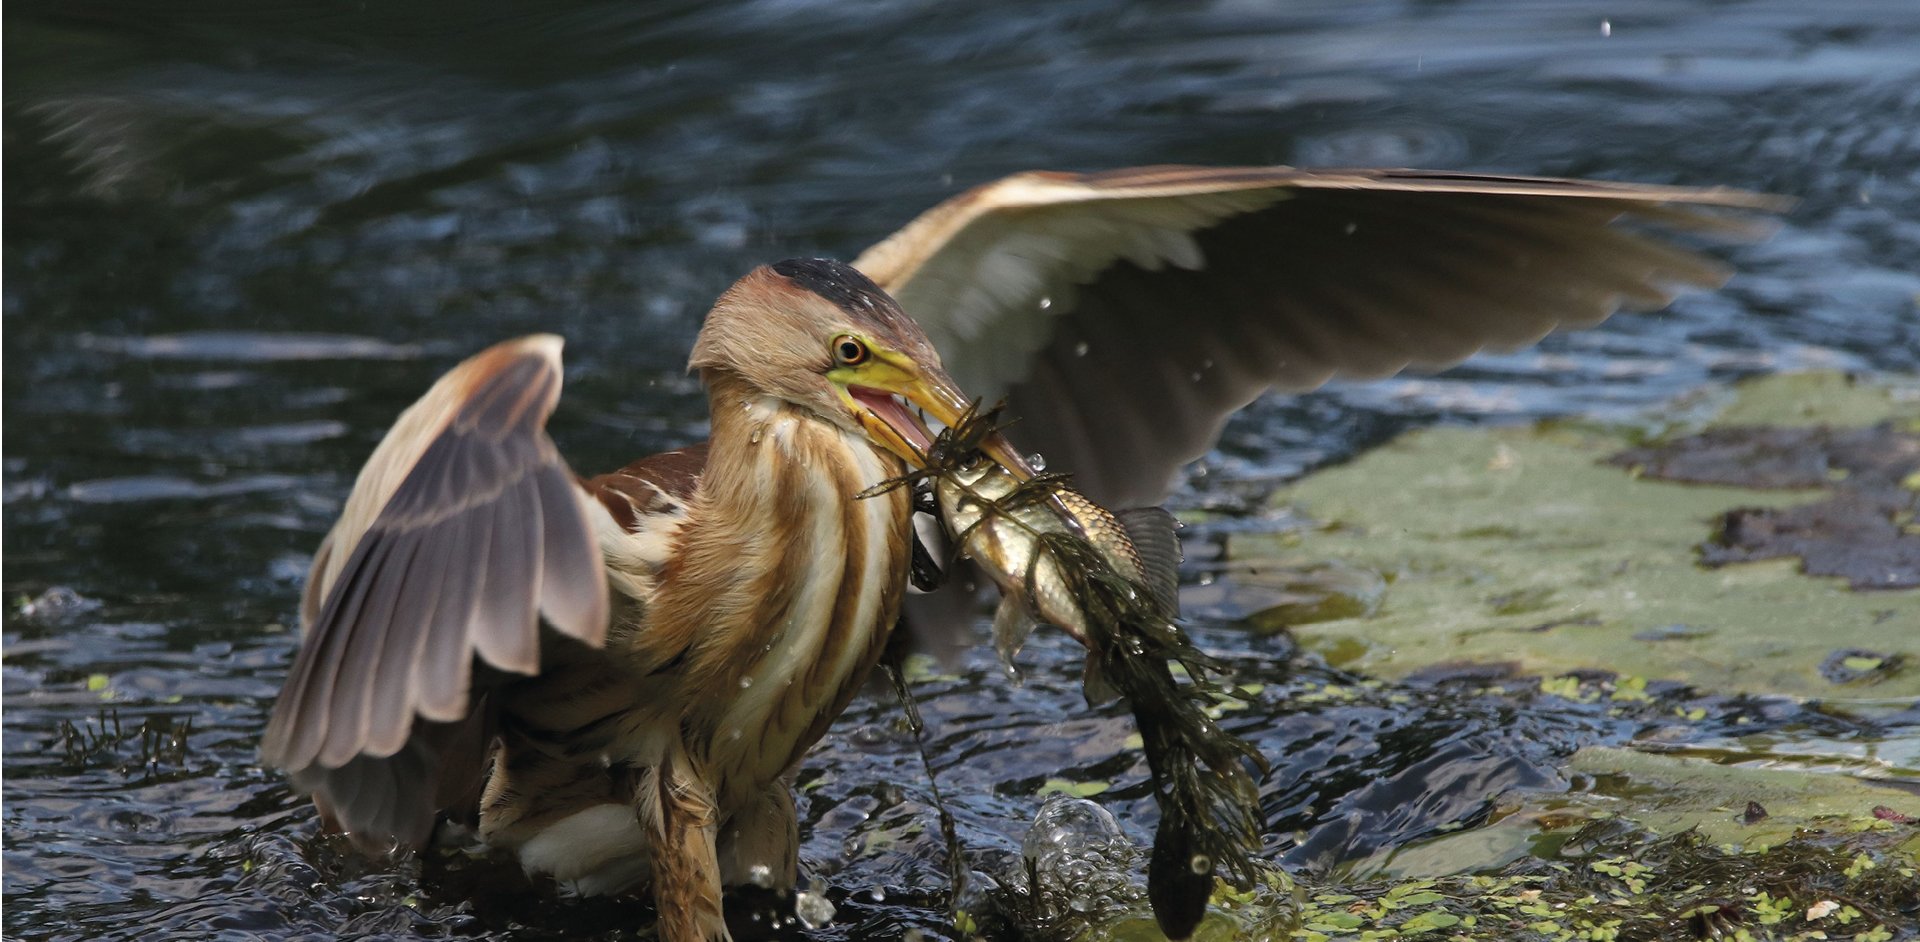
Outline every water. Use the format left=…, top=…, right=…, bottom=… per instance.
left=5, top=1, right=1918, bottom=939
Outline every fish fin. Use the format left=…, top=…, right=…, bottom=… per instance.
left=991, top=594, right=1037, bottom=677
left=1082, top=652, right=1121, bottom=707
left=1118, top=507, right=1182, bottom=617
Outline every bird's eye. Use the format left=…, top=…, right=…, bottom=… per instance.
left=832, top=335, right=869, bottom=366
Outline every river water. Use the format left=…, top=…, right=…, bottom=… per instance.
left=5, top=1, right=1918, bottom=939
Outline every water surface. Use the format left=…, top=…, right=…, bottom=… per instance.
left=6, top=1, right=1918, bottom=939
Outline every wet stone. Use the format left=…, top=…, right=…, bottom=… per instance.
left=1609, top=421, right=1920, bottom=590
left=1704, top=491, right=1920, bottom=590
left=1605, top=423, right=1914, bottom=489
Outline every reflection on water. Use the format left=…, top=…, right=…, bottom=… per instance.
left=5, top=0, right=1918, bottom=939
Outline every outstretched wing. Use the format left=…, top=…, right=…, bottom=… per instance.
left=261, top=334, right=610, bottom=846
left=857, top=166, right=1788, bottom=505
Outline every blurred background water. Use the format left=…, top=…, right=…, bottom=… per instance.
left=5, top=1, right=1918, bottom=939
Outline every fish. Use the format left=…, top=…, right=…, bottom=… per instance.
left=902, top=410, right=1267, bottom=941
left=933, top=455, right=1181, bottom=689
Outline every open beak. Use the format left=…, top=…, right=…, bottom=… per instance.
left=847, top=367, right=1036, bottom=480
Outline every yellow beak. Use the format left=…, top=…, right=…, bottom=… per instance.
left=840, top=359, right=1036, bottom=480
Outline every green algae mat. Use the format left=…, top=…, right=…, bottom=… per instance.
left=1233, top=372, right=1920, bottom=702
left=1082, top=373, right=1920, bottom=942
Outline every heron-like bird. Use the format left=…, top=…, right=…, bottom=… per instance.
left=261, top=166, right=1779, bottom=941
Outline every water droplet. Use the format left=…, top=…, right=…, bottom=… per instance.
left=748, top=863, right=774, bottom=887
left=739, top=676, right=754, bottom=689
left=1028, top=453, right=1047, bottom=471
left=794, top=892, right=836, bottom=928
left=749, top=427, right=764, bottom=444
left=1189, top=853, right=1213, bottom=875
left=1073, top=341, right=1089, bottom=357
left=1038, top=296, right=1053, bottom=310
left=868, top=887, right=887, bottom=902
left=1599, top=17, right=1611, bottom=36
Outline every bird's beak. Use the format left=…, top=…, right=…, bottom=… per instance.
left=843, top=360, right=1036, bottom=480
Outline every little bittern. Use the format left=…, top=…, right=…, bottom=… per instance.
left=262, top=166, right=1781, bottom=942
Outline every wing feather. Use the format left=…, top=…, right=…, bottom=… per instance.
left=537, top=469, right=611, bottom=634
left=470, top=474, right=542, bottom=675
left=365, top=523, right=446, bottom=758
left=415, top=508, right=483, bottom=723
left=860, top=166, right=1788, bottom=505
left=323, top=532, right=424, bottom=768
left=261, top=334, right=614, bottom=846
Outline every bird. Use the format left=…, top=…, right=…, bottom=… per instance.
left=260, top=165, right=1782, bottom=942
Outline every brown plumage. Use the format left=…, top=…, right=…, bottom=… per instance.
left=261, top=166, right=1780, bottom=942
left=263, top=259, right=1029, bottom=941
left=858, top=165, right=1786, bottom=504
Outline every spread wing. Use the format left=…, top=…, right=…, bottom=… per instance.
left=260, top=334, right=611, bottom=846
left=856, top=166, right=1789, bottom=505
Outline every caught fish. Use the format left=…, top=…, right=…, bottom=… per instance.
left=895, top=406, right=1268, bottom=941
left=934, top=455, right=1180, bottom=688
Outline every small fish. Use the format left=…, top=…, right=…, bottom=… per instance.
left=933, top=456, right=1180, bottom=687
left=877, top=406, right=1265, bottom=941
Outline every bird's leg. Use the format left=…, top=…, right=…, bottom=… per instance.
left=716, top=775, right=798, bottom=892
left=641, top=747, right=729, bottom=942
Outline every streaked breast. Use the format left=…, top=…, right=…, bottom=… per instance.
left=665, top=412, right=913, bottom=796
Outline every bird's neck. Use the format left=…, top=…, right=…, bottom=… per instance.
left=650, top=370, right=913, bottom=778
left=698, top=370, right=896, bottom=498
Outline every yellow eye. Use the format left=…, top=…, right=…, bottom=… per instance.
left=832, top=335, right=869, bottom=366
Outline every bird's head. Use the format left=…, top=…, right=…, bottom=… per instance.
left=691, top=258, right=1035, bottom=477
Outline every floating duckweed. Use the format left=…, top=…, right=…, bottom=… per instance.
left=1538, top=675, right=1592, bottom=701
left=1037, top=778, right=1111, bottom=799
left=1054, top=826, right=1920, bottom=942
left=1608, top=676, right=1651, bottom=702
left=1845, top=853, right=1877, bottom=878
